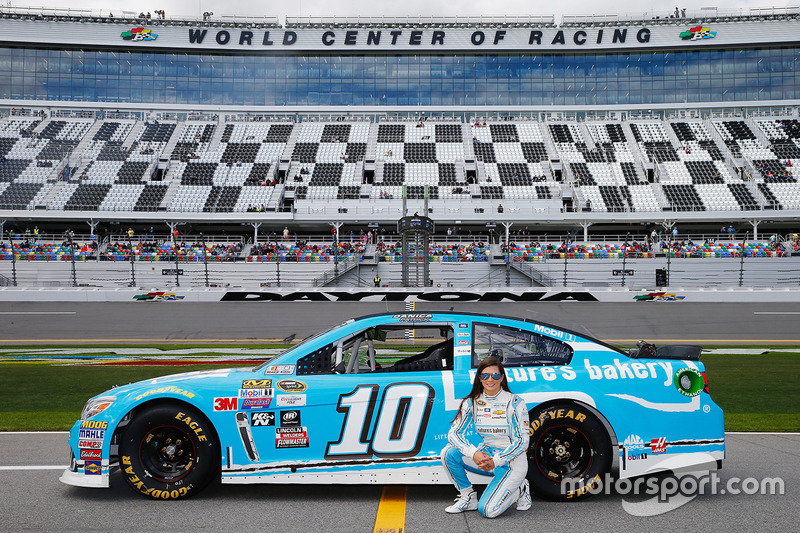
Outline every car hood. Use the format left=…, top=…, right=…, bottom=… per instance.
left=92, top=367, right=255, bottom=401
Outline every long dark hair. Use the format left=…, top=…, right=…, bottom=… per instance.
left=452, top=356, right=511, bottom=423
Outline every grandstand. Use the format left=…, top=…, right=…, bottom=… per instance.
left=0, top=5, right=799, bottom=287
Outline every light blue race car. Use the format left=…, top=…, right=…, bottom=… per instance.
left=60, top=312, right=724, bottom=500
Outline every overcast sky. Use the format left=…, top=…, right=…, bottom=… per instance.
left=6, top=0, right=794, bottom=22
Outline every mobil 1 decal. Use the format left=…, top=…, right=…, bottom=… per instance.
left=325, top=382, right=434, bottom=460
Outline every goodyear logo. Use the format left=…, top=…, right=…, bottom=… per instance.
left=135, top=386, right=195, bottom=401
left=277, top=380, right=308, bottom=393
left=121, top=27, right=158, bottom=41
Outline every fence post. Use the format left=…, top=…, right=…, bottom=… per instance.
left=201, top=233, right=209, bottom=287
left=128, top=235, right=136, bottom=287
left=739, top=232, right=748, bottom=287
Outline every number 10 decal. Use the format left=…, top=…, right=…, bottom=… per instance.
left=325, top=382, right=435, bottom=459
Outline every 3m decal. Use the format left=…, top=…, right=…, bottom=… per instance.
left=325, top=382, right=434, bottom=459
left=213, top=397, right=238, bottom=411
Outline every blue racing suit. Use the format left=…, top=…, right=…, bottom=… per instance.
left=441, top=389, right=530, bottom=518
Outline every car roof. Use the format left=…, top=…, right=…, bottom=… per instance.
left=349, top=311, right=626, bottom=354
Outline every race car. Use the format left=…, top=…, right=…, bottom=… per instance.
left=60, top=312, right=724, bottom=500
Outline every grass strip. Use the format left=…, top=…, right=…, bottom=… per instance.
left=0, top=346, right=797, bottom=432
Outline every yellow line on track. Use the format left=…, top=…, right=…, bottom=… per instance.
left=373, top=486, right=407, bottom=533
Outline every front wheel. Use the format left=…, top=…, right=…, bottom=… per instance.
left=526, top=403, right=612, bottom=501
left=118, top=404, right=219, bottom=499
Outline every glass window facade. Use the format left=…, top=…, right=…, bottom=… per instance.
left=0, top=45, right=797, bottom=106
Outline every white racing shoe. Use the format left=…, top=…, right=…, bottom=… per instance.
left=445, top=491, right=478, bottom=513
left=516, top=479, right=532, bottom=511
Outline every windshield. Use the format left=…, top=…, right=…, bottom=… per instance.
left=254, top=320, right=352, bottom=372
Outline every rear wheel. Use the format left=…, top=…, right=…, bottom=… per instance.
left=119, top=404, right=219, bottom=499
left=526, top=403, right=611, bottom=501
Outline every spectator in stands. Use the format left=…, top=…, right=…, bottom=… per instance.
left=127, top=228, right=134, bottom=239
left=497, top=204, right=504, bottom=214
left=374, top=273, right=381, bottom=287
left=283, top=227, right=289, bottom=240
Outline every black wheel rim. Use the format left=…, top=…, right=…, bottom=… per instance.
left=532, top=425, right=593, bottom=482
left=138, top=425, right=196, bottom=483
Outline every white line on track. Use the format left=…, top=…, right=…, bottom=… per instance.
left=753, top=312, right=800, bottom=315
left=0, top=466, right=66, bottom=470
left=0, top=312, right=76, bottom=315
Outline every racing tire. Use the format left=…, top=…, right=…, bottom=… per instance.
left=118, top=404, right=219, bottom=500
left=526, top=403, right=612, bottom=501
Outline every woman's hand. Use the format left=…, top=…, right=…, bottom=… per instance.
left=473, top=451, right=495, bottom=471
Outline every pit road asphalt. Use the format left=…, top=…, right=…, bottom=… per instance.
left=0, top=432, right=797, bottom=532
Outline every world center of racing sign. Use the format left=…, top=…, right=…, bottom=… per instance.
left=2, top=19, right=793, bottom=53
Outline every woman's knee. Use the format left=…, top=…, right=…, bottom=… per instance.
left=478, top=503, right=500, bottom=519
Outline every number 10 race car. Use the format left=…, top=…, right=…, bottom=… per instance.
left=60, top=312, right=724, bottom=500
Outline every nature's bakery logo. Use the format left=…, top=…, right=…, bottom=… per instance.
left=679, top=26, right=716, bottom=40
left=121, top=27, right=158, bottom=41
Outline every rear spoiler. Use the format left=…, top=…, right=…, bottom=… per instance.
left=628, top=341, right=702, bottom=361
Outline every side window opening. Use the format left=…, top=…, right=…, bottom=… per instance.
left=472, top=323, right=573, bottom=367
left=311, top=325, right=455, bottom=375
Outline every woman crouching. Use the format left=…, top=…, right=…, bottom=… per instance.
left=441, top=356, right=531, bottom=517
